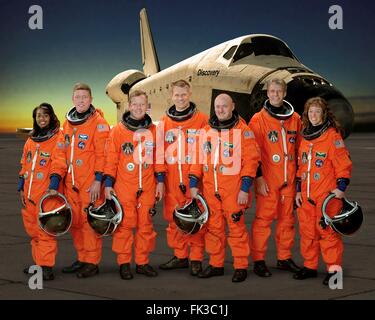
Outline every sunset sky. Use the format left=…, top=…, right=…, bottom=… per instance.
left=0, top=0, right=374, bottom=132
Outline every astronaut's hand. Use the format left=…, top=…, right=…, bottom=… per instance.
left=255, top=176, right=269, bottom=196
left=331, top=188, right=345, bottom=199
left=190, top=187, right=199, bottom=199
left=295, top=192, right=302, bottom=208
left=105, top=187, right=115, bottom=200
left=87, top=180, right=101, bottom=203
left=237, top=190, right=248, bottom=205
left=46, top=189, right=58, bottom=196
left=155, top=182, right=164, bottom=201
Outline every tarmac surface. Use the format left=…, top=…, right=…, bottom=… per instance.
left=0, top=132, right=374, bottom=300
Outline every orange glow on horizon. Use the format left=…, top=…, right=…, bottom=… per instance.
left=0, top=116, right=32, bottom=133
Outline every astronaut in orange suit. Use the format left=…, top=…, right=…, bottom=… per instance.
left=189, top=93, right=260, bottom=282
left=157, top=80, right=208, bottom=276
left=57, top=83, right=110, bottom=278
left=18, top=103, right=66, bottom=280
left=294, top=97, right=352, bottom=286
left=104, top=90, right=165, bottom=280
left=249, top=78, right=301, bottom=277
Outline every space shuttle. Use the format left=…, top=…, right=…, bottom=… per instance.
left=106, top=8, right=354, bottom=137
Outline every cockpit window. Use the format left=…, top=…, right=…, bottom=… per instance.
left=232, top=36, right=296, bottom=62
left=233, top=43, right=254, bottom=62
left=223, top=46, right=237, bottom=60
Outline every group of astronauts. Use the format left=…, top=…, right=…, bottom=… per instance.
left=18, top=78, right=352, bottom=286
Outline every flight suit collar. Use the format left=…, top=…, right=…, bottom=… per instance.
left=166, top=102, right=197, bottom=122
left=264, top=99, right=294, bottom=120
left=302, top=120, right=331, bottom=141
left=121, top=111, right=152, bottom=131
left=30, top=126, right=60, bottom=142
left=66, top=105, right=96, bottom=125
left=209, top=110, right=239, bottom=131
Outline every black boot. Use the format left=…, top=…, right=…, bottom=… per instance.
left=197, top=265, right=224, bottom=278
left=119, top=263, right=133, bottom=280
left=76, top=263, right=99, bottom=278
left=62, top=260, right=85, bottom=273
left=232, top=269, right=248, bottom=283
left=277, top=258, right=301, bottom=273
left=159, top=256, right=189, bottom=270
left=42, top=266, right=55, bottom=281
left=253, top=260, right=272, bottom=277
left=293, top=267, right=318, bottom=280
left=136, top=264, right=158, bottom=277
left=190, top=261, right=202, bottom=276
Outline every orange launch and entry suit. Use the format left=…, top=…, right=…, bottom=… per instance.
left=189, top=112, right=260, bottom=269
left=158, top=103, right=208, bottom=261
left=297, top=127, right=352, bottom=270
left=104, top=113, right=165, bottom=265
left=57, top=106, right=110, bottom=265
left=249, top=106, right=301, bottom=262
left=19, top=128, right=66, bottom=267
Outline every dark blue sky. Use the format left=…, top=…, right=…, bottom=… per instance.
left=0, top=0, right=374, bottom=129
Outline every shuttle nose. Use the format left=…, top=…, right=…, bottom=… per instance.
left=286, top=76, right=354, bottom=138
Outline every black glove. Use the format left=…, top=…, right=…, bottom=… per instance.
left=179, top=183, right=187, bottom=194
left=319, top=216, right=328, bottom=230
left=149, top=205, right=157, bottom=217
left=231, top=211, right=243, bottom=223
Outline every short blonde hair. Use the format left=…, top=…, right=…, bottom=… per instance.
left=171, top=79, right=191, bottom=90
left=129, top=90, right=148, bottom=103
left=266, top=78, right=287, bottom=92
left=73, top=83, right=92, bottom=96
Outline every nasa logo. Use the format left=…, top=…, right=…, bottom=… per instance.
left=187, top=137, right=195, bottom=144
left=78, top=141, right=85, bottom=150
left=39, top=159, right=47, bottom=167
left=315, top=159, right=324, bottom=168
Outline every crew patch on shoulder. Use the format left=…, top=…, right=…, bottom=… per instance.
left=334, top=139, right=345, bottom=149
left=244, top=130, right=254, bottom=139
left=97, top=124, right=109, bottom=132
